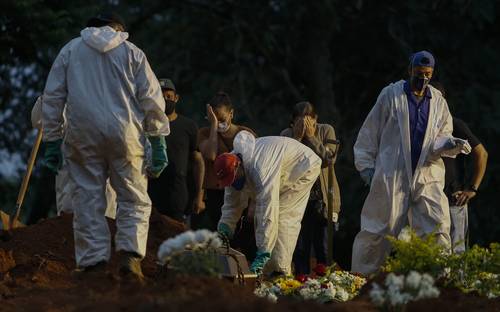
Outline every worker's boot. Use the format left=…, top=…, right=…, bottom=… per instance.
left=119, top=251, right=145, bottom=284
left=71, top=261, right=108, bottom=280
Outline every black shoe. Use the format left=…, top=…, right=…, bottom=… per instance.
left=72, top=261, right=108, bottom=279
left=119, top=251, right=145, bottom=284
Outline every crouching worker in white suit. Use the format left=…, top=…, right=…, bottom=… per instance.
left=351, top=51, right=471, bottom=275
left=216, top=131, right=321, bottom=275
left=41, top=12, right=169, bottom=281
left=31, top=96, right=117, bottom=219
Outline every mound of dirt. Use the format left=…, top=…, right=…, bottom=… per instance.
left=0, top=208, right=348, bottom=312
left=0, top=209, right=498, bottom=312
left=351, top=276, right=500, bottom=312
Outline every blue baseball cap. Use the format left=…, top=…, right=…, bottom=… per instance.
left=410, top=51, right=435, bottom=68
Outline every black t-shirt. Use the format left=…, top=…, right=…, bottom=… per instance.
left=443, top=118, right=481, bottom=198
left=148, top=114, right=198, bottom=216
left=163, top=114, right=198, bottom=178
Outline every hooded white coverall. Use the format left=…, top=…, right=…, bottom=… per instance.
left=42, top=26, right=169, bottom=267
left=31, top=97, right=117, bottom=218
left=218, top=131, right=321, bottom=274
left=351, top=80, right=460, bottom=275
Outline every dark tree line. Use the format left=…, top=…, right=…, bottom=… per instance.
left=1, top=0, right=499, bottom=267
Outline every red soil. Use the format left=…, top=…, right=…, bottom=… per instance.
left=0, top=209, right=498, bottom=311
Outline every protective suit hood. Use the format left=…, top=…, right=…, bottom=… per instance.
left=81, top=26, right=128, bottom=53
left=233, top=130, right=256, bottom=164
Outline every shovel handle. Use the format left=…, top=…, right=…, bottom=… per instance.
left=9, top=128, right=43, bottom=229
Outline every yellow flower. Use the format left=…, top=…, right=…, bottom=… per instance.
left=277, top=278, right=302, bottom=295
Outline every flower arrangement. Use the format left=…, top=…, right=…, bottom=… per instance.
left=384, top=227, right=500, bottom=299
left=370, top=271, right=440, bottom=311
left=446, top=243, right=500, bottom=298
left=254, top=264, right=366, bottom=303
left=157, top=230, right=223, bottom=277
left=383, top=227, right=448, bottom=278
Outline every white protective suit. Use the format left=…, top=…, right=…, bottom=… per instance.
left=31, top=97, right=117, bottom=218
left=218, top=131, right=321, bottom=274
left=42, top=26, right=169, bottom=267
left=351, top=80, right=464, bottom=275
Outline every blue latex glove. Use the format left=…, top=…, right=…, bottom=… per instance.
left=217, top=222, right=234, bottom=240
left=147, top=136, right=168, bottom=178
left=249, top=251, right=271, bottom=274
left=360, top=168, right=375, bottom=186
left=44, top=139, right=63, bottom=173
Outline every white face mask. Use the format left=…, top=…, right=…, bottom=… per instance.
left=217, top=122, right=230, bottom=133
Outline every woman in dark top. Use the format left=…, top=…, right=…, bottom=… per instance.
left=281, top=101, right=341, bottom=274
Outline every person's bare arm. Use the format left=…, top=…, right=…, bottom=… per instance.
left=198, top=104, right=218, bottom=161
left=192, top=150, right=206, bottom=214
left=470, top=144, right=488, bottom=190
left=454, top=144, right=488, bottom=206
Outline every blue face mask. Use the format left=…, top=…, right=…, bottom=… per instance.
left=231, top=176, right=246, bottom=191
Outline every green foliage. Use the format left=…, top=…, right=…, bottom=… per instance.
left=383, top=230, right=448, bottom=278
left=446, top=243, right=500, bottom=297
left=168, top=249, right=222, bottom=278
left=384, top=229, right=500, bottom=298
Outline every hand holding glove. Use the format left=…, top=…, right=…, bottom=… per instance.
left=147, top=136, right=168, bottom=178
left=438, top=138, right=472, bottom=157
left=453, top=138, right=472, bottom=155
left=360, top=168, right=375, bottom=186
left=44, top=139, right=63, bottom=173
left=249, top=251, right=271, bottom=275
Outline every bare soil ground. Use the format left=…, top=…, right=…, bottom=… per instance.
left=0, top=210, right=498, bottom=311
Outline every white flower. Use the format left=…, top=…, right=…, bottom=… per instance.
left=322, top=284, right=336, bottom=300
left=405, top=271, right=422, bottom=290
left=254, top=285, right=278, bottom=302
left=194, top=229, right=212, bottom=243
left=208, top=236, right=223, bottom=249
left=443, top=267, right=451, bottom=277
left=414, top=273, right=440, bottom=300
left=299, top=287, right=318, bottom=300
left=157, top=234, right=188, bottom=263
left=398, top=226, right=412, bottom=242
left=305, top=278, right=321, bottom=288
left=169, top=235, right=187, bottom=251
left=181, top=231, right=196, bottom=246
left=335, top=288, right=350, bottom=302
left=419, top=273, right=435, bottom=287
left=266, top=292, right=278, bottom=303
left=385, top=273, right=405, bottom=289
left=329, top=272, right=342, bottom=283
left=387, top=286, right=411, bottom=306
left=254, top=286, right=266, bottom=297
left=157, top=243, right=171, bottom=264
left=416, top=286, right=440, bottom=300
left=369, top=283, right=386, bottom=306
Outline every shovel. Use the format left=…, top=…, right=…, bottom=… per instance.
left=325, top=139, right=340, bottom=265
left=1, top=128, right=43, bottom=238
